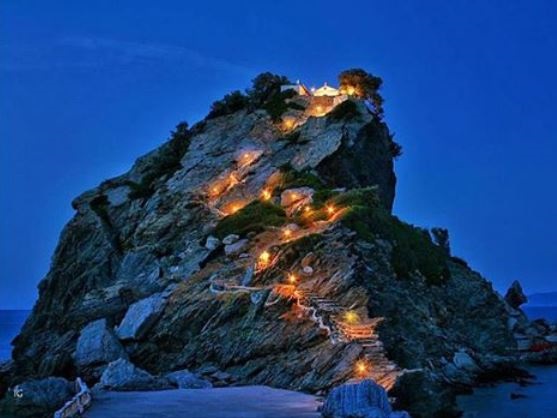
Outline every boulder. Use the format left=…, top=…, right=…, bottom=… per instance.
left=205, top=235, right=221, bottom=251
left=224, top=239, right=249, bottom=256
left=99, top=358, right=171, bottom=391
left=222, top=234, right=240, bottom=245
left=322, top=380, right=393, bottom=418
left=505, top=280, right=528, bottom=309
left=165, top=370, right=213, bottom=389
left=116, top=293, right=167, bottom=340
left=0, top=377, right=73, bottom=417
left=75, top=319, right=127, bottom=368
left=453, top=350, right=479, bottom=372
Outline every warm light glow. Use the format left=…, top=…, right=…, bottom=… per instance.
left=288, top=273, right=297, bottom=284
left=283, top=228, right=292, bottom=238
left=356, top=360, right=368, bottom=376
left=212, top=186, right=220, bottom=195
left=304, top=206, right=312, bottom=213
left=346, top=86, right=356, bottom=96
left=344, top=310, right=359, bottom=324
left=315, top=105, right=323, bottom=114
left=326, top=205, right=335, bottom=215
left=259, top=251, right=270, bottom=265
left=261, top=189, right=272, bottom=201
left=290, top=192, right=298, bottom=200
left=229, top=204, right=241, bottom=214
left=283, top=118, right=295, bottom=130
left=229, top=173, right=239, bottom=185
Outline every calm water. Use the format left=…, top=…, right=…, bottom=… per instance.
left=0, top=310, right=30, bottom=360
left=459, top=305, right=557, bottom=418
left=523, top=305, right=557, bottom=323
left=458, top=365, right=557, bottom=418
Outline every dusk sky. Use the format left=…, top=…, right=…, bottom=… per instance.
left=1, top=1, right=556, bottom=309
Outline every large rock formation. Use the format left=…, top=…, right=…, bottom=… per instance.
left=3, top=82, right=519, bottom=417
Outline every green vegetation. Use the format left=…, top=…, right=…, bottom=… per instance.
left=127, top=122, right=192, bottom=200
left=278, top=163, right=324, bottom=190
left=247, top=72, right=290, bottom=106
left=264, top=89, right=296, bottom=122
left=330, top=188, right=450, bottom=285
left=338, top=68, right=384, bottom=118
left=207, top=90, right=249, bottom=119
left=214, top=201, right=286, bottom=239
left=206, top=72, right=302, bottom=123
left=90, top=194, right=111, bottom=225
left=327, top=100, right=361, bottom=122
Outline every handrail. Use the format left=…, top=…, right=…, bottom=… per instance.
left=53, top=378, right=91, bottom=418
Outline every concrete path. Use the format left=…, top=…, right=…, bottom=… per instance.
left=85, top=386, right=322, bottom=418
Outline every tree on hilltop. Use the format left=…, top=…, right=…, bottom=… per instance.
left=247, top=72, right=291, bottom=106
left=338, top=68, right=384, bottom=118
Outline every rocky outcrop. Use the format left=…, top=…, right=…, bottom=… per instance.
left=98, top=358, right=171, bottom=391
left=74, top=319, right=127, bottom=376
left=4, top=83, right=519, bottom=418
left=505, top=280, right=528, bottom=309
left=0, top=377, right=74, bottom=417
left=116, top=292, right=167, bottom=340
left=165, top=370, right=213, bottom=389
left=322, top=379, right=409, bottom=418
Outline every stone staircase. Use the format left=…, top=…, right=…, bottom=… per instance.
left=296, top=289, right=401, bottom=390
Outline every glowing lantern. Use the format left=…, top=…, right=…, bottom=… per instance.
left=283, top=118, right=295, bottom=130
left=344, top=310, right=359, bottom=324
left=288, top=273, right=297, bottom=284
left=229, top=173, right=239, bottom=187
left=356, top=360, right=368, bottom=376
left=229, top=204, right=241, bottom=214
left=259, top=251, right=270, bottom=266
left=261, top=189, right=272, bottom=201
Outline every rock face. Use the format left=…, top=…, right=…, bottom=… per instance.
left=5, top=89, right=517, bottom=417
left=165, top=370, right=213, bottom=389
left=75, top=319, right=127, bottom=371
left=98, top=358, right=171, bottom=391
left=116, top=293, right=167, bottom=340
left=0, top=377, right=74, bottom=417
left=505, top=280, right=528, bottom=309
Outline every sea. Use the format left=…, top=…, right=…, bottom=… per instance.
left=459, top=305, right=557, bottom=418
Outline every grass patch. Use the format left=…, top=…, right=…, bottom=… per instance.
left=332, top=188, right=450, bottom=285
left=214, top=201, right=286, bottom=239
left=328, top=100, right=361, bottom=122
left=278, top=163, right=324, bottom=191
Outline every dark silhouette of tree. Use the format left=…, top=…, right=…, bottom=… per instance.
left=247, top=72, right=291, bottom=106
left=338, top=68, right=384, bottom=118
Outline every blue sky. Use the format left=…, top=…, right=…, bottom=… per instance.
left=1, top=0, right=556, bottom=309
